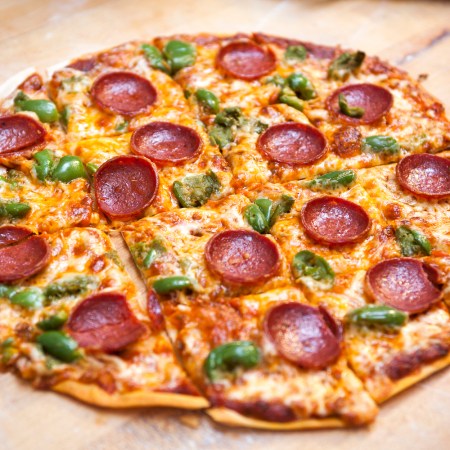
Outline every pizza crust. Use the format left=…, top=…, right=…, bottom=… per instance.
left=207, top=407, right=346, bottom=430
left=53, top=380, right=209, bottom=409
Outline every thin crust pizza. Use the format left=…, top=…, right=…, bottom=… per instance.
left=0, top=32, right=449, bottom=430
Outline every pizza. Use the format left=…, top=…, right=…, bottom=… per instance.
left=0, top=32, right=449, bottom=430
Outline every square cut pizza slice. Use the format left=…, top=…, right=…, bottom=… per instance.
left=155, top=286, right=378, bottom=428
left=0, top=226, right=206, bottom=409
left=122, top=195, right=291, bottom=299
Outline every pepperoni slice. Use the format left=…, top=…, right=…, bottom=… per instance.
left=257, top=122, right=327, bottom=166
left=216, top=42, right=276, bottom=80
left=0, top=227, right=50, bottom=282
left=205, top=230, right=280, bottom=284
left=327, top=83, right=393, bottom=124
left=90, top=71, right=157, bottom=117
left=265, top=302, right=342, bottom=369
left=94, top=155, right=159, bottom=221
left=68, top=57, right=97, bottom=72
left=67, top=292, right=146, bottom=353
left=130, top=122, right=202, bottom=166
left=301, top=196, right=371, bottom=245
left=365, top=258, right=442, bottom=314
left=147, top=290, right=165, bottom=333
left=0, top=115, right=46, bottom=155
left=396, top=154, right=450, bottom=199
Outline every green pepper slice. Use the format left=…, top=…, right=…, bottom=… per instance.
left=306, top=169, right=356, bottom=191
left=153, top=276, right=193, bottom=294
left=204, top=341, right=261, bottom=382
left=269, top=195, right=294, bottom=227
left=60, top=105, right=70, bottom=129
left=14, top=92, right=59, bottom=123
left=347, top=305, right=407, bottom=327
left=0, top=202, right=31, bottom=219
left=33, top=149, right=55, bottom=181
left=37, top=311, right=68, bottom=331
left=86, top=162, right=98, bottom=175
left=214, top=107, right=244, bottom=127
left=287, top=73, right=317, bottom=100
left=0, top=285, right=16, bottom=299
left=292, top=250, right=335, bottom=288
left=163, top=40, right=196, bottom=74
left=244, top=204, right=269, bottom=234
left=141, top=43, right=170, bottom=74
left=37, top=331, right=80, bottom=363
left=52, top=156, right=88, bottom=183
left=395, top=226, right=432, bottom=257
left=284, top=45, right=307, bottom=62
left=279, top=88, right=304, bottom=111
left=10, top=288, right=44, bottom=309
left=143, top=239, right=166, bottom=269
left=195, top=89, right=220, bottom=114
left=209, top=124, right=233, bottom=149
left=173, top=171, right=220, bottom=208
left=328, top=51, right=365, bottom=81
left=254, top=198, right=273, bottom=225
left=44, top=276, right=98, bottom=302
left=263, top=75, right=286, bottom=88
left=338, top=93, right=364, bottom=118
left=362, top=135, right=400, bottom=155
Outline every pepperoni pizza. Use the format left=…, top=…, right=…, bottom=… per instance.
left=0, top=33, right=449, bottom=430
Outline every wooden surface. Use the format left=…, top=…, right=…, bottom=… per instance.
left=0, top=1, right=449, bottom=449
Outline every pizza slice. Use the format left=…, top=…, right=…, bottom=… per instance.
left=0, top=225, right=207, bottom=409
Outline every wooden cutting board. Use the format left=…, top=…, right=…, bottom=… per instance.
left=0, top=1, right=449, bottom=449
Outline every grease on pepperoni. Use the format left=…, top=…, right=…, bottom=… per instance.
left=90, top=71, right=157, bottom=117
left=94, top=155, right=159, bottom=221
left=67, top=292, right=146, bottom=353
left=301, top=196, right=371, bottom=245
left=205, top=230, right=280, bottom=285
left=327, top=83, right=393, bottom=124
left=0, top=226, right=50, bottom=282
left=216, top=42, right=276, bottom=80
left=257, top=122, right=327, bottom=165
left=131, top=122, right=202, bottom=165
left=365, top=258, right=442, bottom=314
left=265, top=302, right=342, bottom=369
left=396, top=154, right=450, bottom=199
left=0, top=115, right=46, bottom=155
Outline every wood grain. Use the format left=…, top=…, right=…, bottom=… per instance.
left=0, top=1, right=449, bottom=449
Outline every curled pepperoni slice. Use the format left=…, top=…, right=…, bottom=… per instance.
left=94, top=155, right=159, bottom=221
left=216, top=42, right=276, bottom=80
left=327, top=83, right=393, bottom=124
left=205, top=230, right=280, bottom=285
left=0, top=115, right=46, bottom=155
left=90, top=71, right=157, bottom=117
left=301, top=196, right=371, bottom=245
left=67, top=292, right=146, bottom=353
left=130, top=122, right=202, bottom=166
left=396, top=154, right=450, bottom=199
left=0, top=226, right=50, bottom=282
left=257, top=122, right=327, bottom=166
left=265, top=302, right=342, bottom=369
left=365, top=258, right=442, bottom=314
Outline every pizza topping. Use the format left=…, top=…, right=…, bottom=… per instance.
left=209, top=107, right=244, bottom=149
left=163, top=40, right=196, bottom=74
left=332, top=126, right=362, bottom=158
left=33, top=149, right=55, bottom=180
left=173, top=171, right=220, bottom=208
left=395, top=226, right=431, bottom=257
left=0, top=202, right=31, bottom=219
left=68, top=57, right=97, bottom=72
left=205, top=230, right=281, bottom=285
left=67, top=292, right=146, bottom=352
left=44, top=276, right=98, bottom=301
left=90, top=71, right=157, bottom=117
left=284, top=45, right=307, bottom=63
left=0, top=228, right=50, bottom=282
left=152, top=276, right=193, bottom=294
left=14, top=92, right=59, bottom=124
left=0, top=115, right=46, bottom=155
left=130, top=122, right=202, bottom=166
left=217, top=42, right=276, bottom=80
left=278, top=89, right=304, bottom=112
left=244, top=195, right=294, bottom=234
left=141, top=239, right=166, bottom=269
left=37, top=331, right=81, bottom=363
left=292, top=250, right=335, bottom=290
left=362, top=135, right=400, bottom=155
left=52, top=156, right=88, bottom=183
left=265, top=303, right=341, bottom=369
left=204, top=341, right=261, bottom=382
left=287, top=73, right=317, bottom=100
left=10, top=288, right=44, bottom=309
left=301, top=196, right=371, bottom=245
left=257, top=122, right=327, bottom=165
left=306, top=169, right=356, bottom=191
left=37, top=311, right=69, bottom=331
left=328, top=51, right=365, bottom=81
left=347, top=305, right=407, bottom=328
left=94, top=155, right=159, bottom=220
left=327, top=84, right=393, bottom=124
left=141, top=43, right=170, bottom=74
left=396, top=154, right=450, bottom=199
left=365, top=258, right=442, bottom=313
left=195, top=89, right=220, bottom=114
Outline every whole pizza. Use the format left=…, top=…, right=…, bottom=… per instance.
left=0, top=32, right=449, bottom=429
